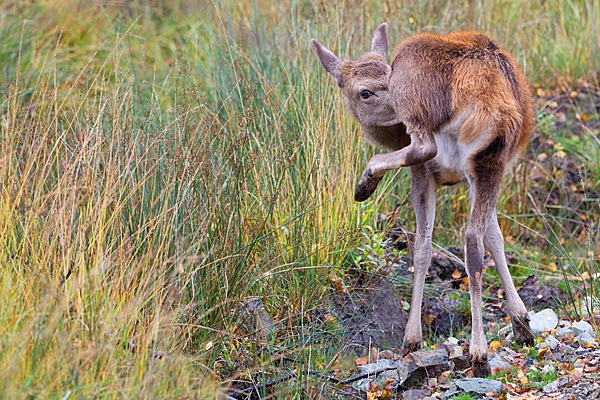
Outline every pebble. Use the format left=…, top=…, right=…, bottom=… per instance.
left=577, top=331, right=597, bottom=347
left=542, top=376, right=569, bottom=393
left=454, top=378, right=503, bottom=394
left=557, top=326, right=575, bottom=340
left=528, top=308, right=559, bottom=333
left=545, top=334, right=560, bottom=350
left=489, top=353, right=510, bottom=371
left=572, top=320, right=596, bottom=337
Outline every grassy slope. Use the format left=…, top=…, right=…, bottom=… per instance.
left=0, top=0, right=598, bottom=397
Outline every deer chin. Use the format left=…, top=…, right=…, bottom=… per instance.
left=363, top=122, right=410, bottom=151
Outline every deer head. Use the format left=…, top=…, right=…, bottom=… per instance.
left=311, top=24, right=400, bottom=128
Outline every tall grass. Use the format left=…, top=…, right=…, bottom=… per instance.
left=0, top=0, right=599, bottom=397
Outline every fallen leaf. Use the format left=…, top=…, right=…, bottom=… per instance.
left=490, top=340, right=503, bottom=350
left=355, top=356, right=368, bottom=367
left=452, top=268, right=462, bottom=279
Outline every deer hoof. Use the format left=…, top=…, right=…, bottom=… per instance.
left=355, top=168, right=380, bottom=202
left=471, top=358, right=492, bottom=377
left=512, top=314, right=534, bottom=345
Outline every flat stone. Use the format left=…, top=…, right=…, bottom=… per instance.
left=528, top=309, right=559, bottom=333
left=407, top=348, right=449, bottom=367
left=572, top=320, right=596, bottom=337
left=563, top=345, right=575, bottom=354
left=577, top=331, right=597, bottom=347
left=559, top=320, right=571, bottom=328
left=489, top=353, right=510, bottom=371
left=357, top=358, right=396, bottom=374
left=402, top=389, right=431, bottom=400
left=557, top=327, right=575, bottom=340
left=545, top=334, right=560, bottom=350
left=455, top=378, right=503, bottom=394
left=445, top=337, right=459, bottom=346
left=542, top=376, right=569, bottom=393
left=377, top=349, right=403, bottom=361
left=448, top=345, right=463, bottom=359
left=352, top=378, right=370, bottom=392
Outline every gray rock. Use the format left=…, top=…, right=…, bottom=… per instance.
left=448, top=345, right=463, bottom=359
left=542, top=376, right=569, bottom=393
left=557, top=326, right=575, bottom=340
left=489, top=353, right=510, bottom=371
left=545, top=334, right=560, bottom=350
left=352, top=378, right=370, bottom=392
left=409, top=348, right=449, bottom=367
left=559, top=320, right=571, bottom=328
left=528, top=309, right=559, bottom=333
left=563, top=345, right=575, bottom=354
left=402, top=389, right=431, bottom=400
left=497, top=325, right=511, bottom=338
left=577, top=331, right=597, bottom=347
left=455, top=378, right=503, bottom=394
left=572, top=320, right=596, bottom=337
left=445, top=337, right=459, bottom=346
left=357, top=358, right=396, bottom=374
left=442, top=384, right=459, bottom=399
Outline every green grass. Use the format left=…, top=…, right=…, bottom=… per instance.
left=1, top=0, right=599, bottom=397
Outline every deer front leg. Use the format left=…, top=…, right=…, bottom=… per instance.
left=355, top=130, right=437, bottom=202
left=402, top=165, right=437, bottom=353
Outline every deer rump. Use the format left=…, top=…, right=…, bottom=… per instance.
left=312, top=24, right=534, bottom=378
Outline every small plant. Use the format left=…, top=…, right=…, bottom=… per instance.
left=352, top=225, right=405, bottom=272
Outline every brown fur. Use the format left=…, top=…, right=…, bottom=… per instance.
left=312, top=24, right=534, bottom=377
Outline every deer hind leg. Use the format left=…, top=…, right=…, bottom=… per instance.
left=402, top=164, right=437, bottom=353
left=464, top=161, right=510, bottom=377
left=484, top=215, right=534, bottom=345
left=355, top=130, right=437, bottom=202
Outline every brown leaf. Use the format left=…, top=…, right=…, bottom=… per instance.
left=452, top=268, right=462, bottom=280
left=355, top=356, right=368, bottom=367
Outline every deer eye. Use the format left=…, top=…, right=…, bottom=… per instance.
left=359, top=90, right=374, bottom=99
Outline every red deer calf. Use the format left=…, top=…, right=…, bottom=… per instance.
left=312, top=24, right=534, bottom=376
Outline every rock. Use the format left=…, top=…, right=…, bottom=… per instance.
left=455, top=378, right=503, bottom=394
left=357, top=358, right=396, bottom=374
left=498, top=325, right=511, bottom=338
left=406, top=348, right=449, bottom=368
left=442, top=384, right=459, bottom=399
left=402, top=389, right=431, bottom=400
left=557, top=326, right=575, bottom=340
left=537, top=342, right=548, bottom=350
left=528, top=309, right=559, bottom=333
left=489, top=353, right=510, bottom=371
left=448, top=345, right=463, bottom=359
left=545, top=334, right=560, bottom=350
left=559, top=320, right=571, bottom=328
left=398, top=349, right=451, bottom=387
left=542, top=376, right=569, bottom=393
left=563, top=345, right=575, bottom=354
left=577, top=331, right=597, bottom=347
left=445, top=337, right=459, bottom=346
left=572, top=320, right=596, bottom=337
left=378, top=350, right=403, bottom=361
left=352, top=378, right=370, bottom=392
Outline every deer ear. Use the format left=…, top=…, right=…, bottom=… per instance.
left=370, top=23, right=388, bottom=60
left=311, top=39, right=342, bottom=84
